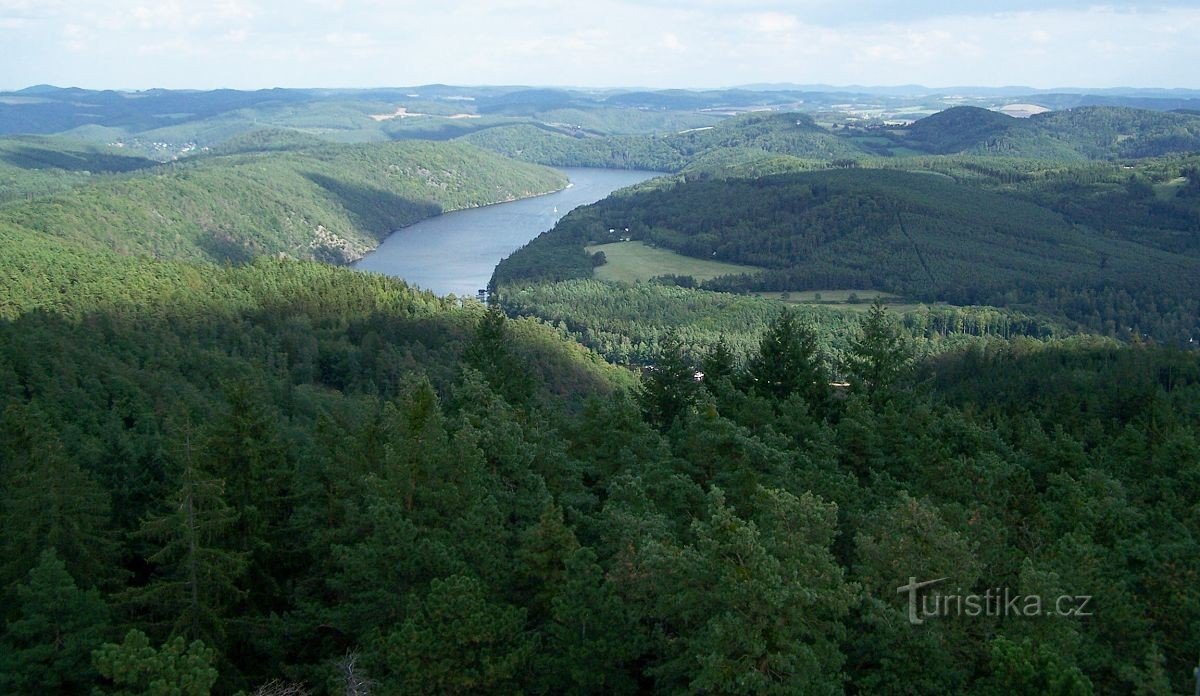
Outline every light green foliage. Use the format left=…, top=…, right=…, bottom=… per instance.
left=92, top=629, right=219, bottom=696
left=0, top=139, right=566, bottom=265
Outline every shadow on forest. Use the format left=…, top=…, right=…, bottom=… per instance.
left=303, top=172, right=442, bottom=240
left=0, top=145, right=157, bottom=173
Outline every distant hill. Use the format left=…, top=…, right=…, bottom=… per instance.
left=899, top=105, right=1200, bottom=159
left=0, top=135, right=159, bottom=203
left=902, top=106, right=1019, bottom=155
left=0, top=138, right=566, bottom=265
left=461, top=111, right=860, bottom=171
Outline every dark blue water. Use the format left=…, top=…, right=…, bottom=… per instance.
left=353, top=167, right=660, bottom=297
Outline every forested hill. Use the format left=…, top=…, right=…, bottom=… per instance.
left=902, top=105, right=1200, bottom=158
left=494, top=166, right=1200, bottom=344
left=0, top=138, right=566, bottom=264
left=460, top=111, right=863, bottom=171
left=461, top=105, right=1200, bottom=170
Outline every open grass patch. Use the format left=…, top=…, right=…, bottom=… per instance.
left=585, top=240, right=762, bottom=284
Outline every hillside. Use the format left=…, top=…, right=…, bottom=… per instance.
left=495, top=167, right=1200, bottom=344
left=460, top=111, right=862, bottom=171
left=898, top=105, right=1200, bottom=159
left=2, top=88, right=1200, bottom=694
left=0, top=138, right=566, bottom=264
left=0, top=136, right=158, bottom=204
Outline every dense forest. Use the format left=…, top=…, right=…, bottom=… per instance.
left=3, top=271, right=1199, bottom=692
left=494, top=162, right=1200, bottom=346
left=2, top=92, right=1200, bottom=694
left=0, top=137, right=565, bottom=265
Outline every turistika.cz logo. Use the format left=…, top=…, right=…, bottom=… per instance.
left=896, top=577, right=1093, bottom=625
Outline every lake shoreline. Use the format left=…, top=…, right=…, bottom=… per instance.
left=354, top=167, right=662, bottom=297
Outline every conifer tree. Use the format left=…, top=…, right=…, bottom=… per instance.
left=0, top=549, right=110, bottom=693
left=744, top=308, right=829, bottom=413
left=638, top=331, right=698, bottom=430
left=846, top=299, right=911, bottom=403
left=464, top=304, right=534, bottom=406
left=133, top=421, right=247, bottom=651
left=0, top=412, right=120, bottom=593
left=382, top=575, right=533, bottom=694
left=93, top=629, right=219, bottom=696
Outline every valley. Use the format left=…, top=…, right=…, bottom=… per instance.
left=0, top=81, right=1198, bottom=695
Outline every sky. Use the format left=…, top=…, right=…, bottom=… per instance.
left=2, top=0, right=1199, bottom=91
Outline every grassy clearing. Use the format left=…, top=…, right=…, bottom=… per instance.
left=585, top=241, right=762, bottom=284
left=1154, top=177, right=1187, bottom=201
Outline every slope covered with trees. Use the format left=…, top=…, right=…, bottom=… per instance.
left=0, top=139, right=566, bottom=264
left=899, top=105, right=1200, bottom=159
left=3, top=274, right=1198, bottom=692
left=2, top=85, right=1200, bottom=694
left=495, top=166, right=1200, bottom=345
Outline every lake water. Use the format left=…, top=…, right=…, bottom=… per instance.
left=354, top=167, right=661, bottom=297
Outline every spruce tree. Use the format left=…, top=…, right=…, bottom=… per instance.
left=0, top=415, right=120, bottom=593
left=744, top=308, right=829, bottom=413
left=638, top=331, right=698, bottom=430
left=846, top=299, right=911, bottom=403
left=133, top=422, right=247, bottom=651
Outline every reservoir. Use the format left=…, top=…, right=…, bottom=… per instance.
left=354, top=167, right=661, bottom=297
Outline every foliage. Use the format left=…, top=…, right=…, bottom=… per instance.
left=0, top=139, right=565, bottom=264
left=93, top=629, right=219, bottom=696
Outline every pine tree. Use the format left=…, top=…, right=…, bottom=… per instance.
left=540, top=547, right=643, bottom=694
left=382, top=575, right=533, bottom=694
left=92, top=629, right=219, bottom=696
left=642, top=487, right=854, bottom=694
left=0, top=549, right=110, bottom=693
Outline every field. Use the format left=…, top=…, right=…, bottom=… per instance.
left=585, top=241, right=762, bottom=284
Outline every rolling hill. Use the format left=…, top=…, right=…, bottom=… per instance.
left=494, top=167, right=1200, bottom=344
left=0, top=138, right=566, bottom=265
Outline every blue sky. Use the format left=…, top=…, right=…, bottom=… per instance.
left=2, top=0, right=1198, bottom=90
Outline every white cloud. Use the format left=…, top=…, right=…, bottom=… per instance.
left=751, top=11, right=799, bottom=33
left=4, top=0, right=1200, bottom=89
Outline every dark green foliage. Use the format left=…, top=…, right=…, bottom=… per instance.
left=464, top=305, right=535, bottom=405
left=496, top=165, right=1200, bottom=345
left=637, top=331, right=699, bottom=429
left=745, top=308, right=829, bottom=411
left=2, top=93, right=1200, bottom=694
left=847, top=299, right=912, bottom=401
left=0, top=550, right=110, bottom=693
left=131, top=424, right=247, bottom=651
left=0, top=411, right=121, bottom=593
left=380, top=575, right=533, bottom=694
